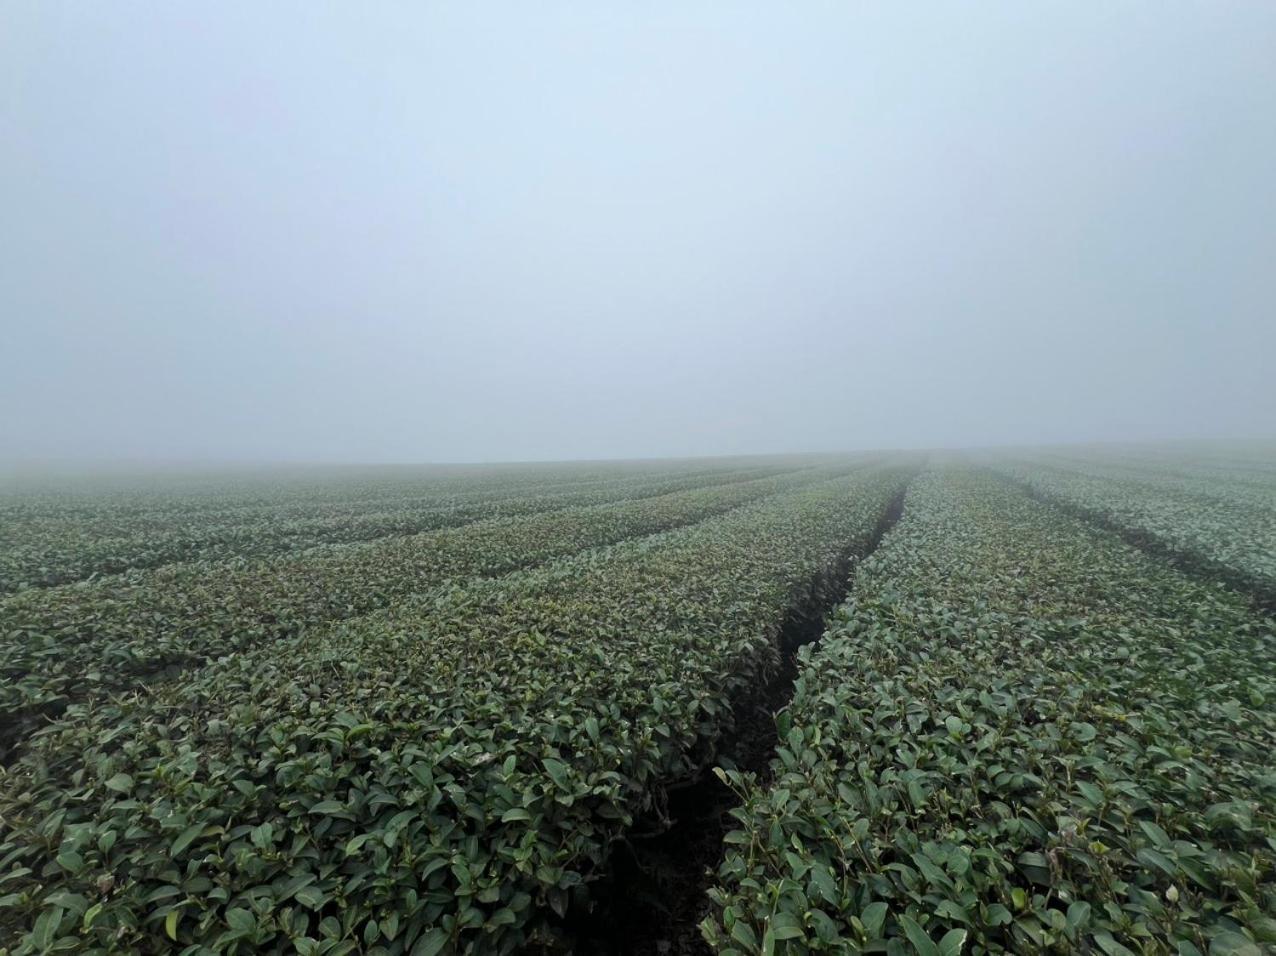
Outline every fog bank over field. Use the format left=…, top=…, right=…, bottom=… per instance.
left=3, top=3, right=1274, bottom=464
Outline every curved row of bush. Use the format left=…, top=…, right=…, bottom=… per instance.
left=1016, top=450, right=1276, bottom=509
left=0, top=459, right=738, bottom=529
left=0, top=463, right=793, bottom=594
left=988, top=457, right=1276, bottom=606
left=0, top=465, right=853, bottom=754
left=0, top=464, right=915, bottom=953
left=704, top=467, right=1275, bottom=955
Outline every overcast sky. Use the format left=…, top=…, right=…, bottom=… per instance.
left=2, top=3, right=1274, bottom=463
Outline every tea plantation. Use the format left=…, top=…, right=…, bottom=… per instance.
left=704, top=463, right=1275, bottom=955
left=1, top=450, right=1272, bottom=954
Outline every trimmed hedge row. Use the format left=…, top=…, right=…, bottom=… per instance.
left=704, top=467, right=1275, bottom=955
left=0, top=465, right=851, bottom=749
left=0, top=464, right=915, bottom=954
left=1009, top=451, right=1276, bottom=510
left=0, top=463, right=793, bottom=594
left=989, top=456, right=1276, bottom=605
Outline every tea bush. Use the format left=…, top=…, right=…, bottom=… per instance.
left=990, top=456, right=1276, bottom=606
left=705, top=468, right=1275, bottom=955
left=0, top=465, right=913, bottom=953
left=0, top=462, right=792, bottom=593
left=0, top=464, right=849, bottom=748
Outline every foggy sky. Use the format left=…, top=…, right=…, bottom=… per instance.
left=3, top=3, right=1274, bottom=464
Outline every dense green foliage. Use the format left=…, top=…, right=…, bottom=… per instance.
left=0, top=462, right=795, bottom=594
left=987, top=451, right=1276, bottom=606
left=0, top=464, right=846, bottom=754
left=0, top=463, right=912, bottom=953
left=4, top=449, right=1272, bottom=956
left=704, top=468, right=1275, bottom=955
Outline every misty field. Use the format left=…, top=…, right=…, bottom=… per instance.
left=0, top=448, right=1273, bottom=955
